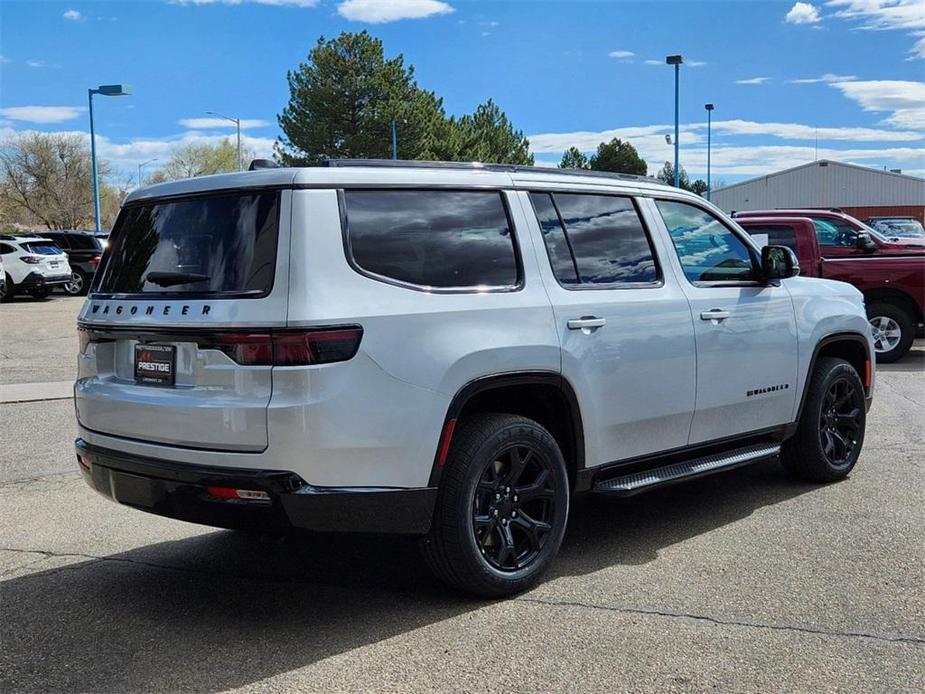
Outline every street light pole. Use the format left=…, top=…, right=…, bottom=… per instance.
left=666, top=55, right=683, bottom=188
left=138, top=158, right=158, bottom=186
left=705, top=103, right=715, bottom=201
left=391, top=119, right=398, bottom=160
left=206, top=111, right=242, bottom=171
left=88, top=84, right=131, bottom=232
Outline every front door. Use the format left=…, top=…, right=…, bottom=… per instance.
left=649, top=198, right=799, bottom=444
left=520, top=190, right=697, bottom=467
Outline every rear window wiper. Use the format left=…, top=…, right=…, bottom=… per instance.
left=145, top=271, right=211, bottom=287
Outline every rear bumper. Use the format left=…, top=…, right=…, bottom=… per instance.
left=21, top=271, right=70, bottom=288
left=75, top=439, right=437, bottom=535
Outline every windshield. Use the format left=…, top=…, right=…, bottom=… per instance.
left=870, top=219, right=925, bottom=238
left=22, top=242, right=64, bottom=255
left=94, top=191, right=280, bottom=296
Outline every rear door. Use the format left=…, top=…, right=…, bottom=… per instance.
left=75, top=189, right=291, bottom=452
left=522, top=190, right=696, bottom=466
left=648, top=198, right=798, bottom=444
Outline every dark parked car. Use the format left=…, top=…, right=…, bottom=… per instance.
left=39, top=230, right=105, bottom=295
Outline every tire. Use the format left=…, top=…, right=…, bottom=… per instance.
left=422, top=413, right=570, bottom=597
left=866, top=302, right=914, bottom=363
left=63, top=269, right=89, bottom=296
left=29, top=288, right=50, bottom=300
left=781, top=357, right=866, bottom=483
left=0, top=274, right=13, bottom=302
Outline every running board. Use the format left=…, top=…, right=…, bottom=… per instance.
left=592, top=443, right=781, bottom=497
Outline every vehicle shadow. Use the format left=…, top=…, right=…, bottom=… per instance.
left=0, top=459, right=825, bottom=693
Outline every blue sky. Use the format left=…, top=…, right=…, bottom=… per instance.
left=1, top=0, right=923, bottom=185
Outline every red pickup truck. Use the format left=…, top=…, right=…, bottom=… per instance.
left=735, top=209, right=924, bottom=362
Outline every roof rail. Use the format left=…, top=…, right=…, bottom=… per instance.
left=322, top=158, right=669, bottom=186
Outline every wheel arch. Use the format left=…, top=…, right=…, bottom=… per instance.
left=864, top=287, right=922, bottom=324
left=797, top=332, right=872, bottom=423
left=427, top=371, right=585, bottom=491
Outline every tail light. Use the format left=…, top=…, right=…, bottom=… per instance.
left=201, top=326, right=363, bottom=366
left=21, top=255, right=42, bottom=264
left=89, top=255, right=102, bottom=266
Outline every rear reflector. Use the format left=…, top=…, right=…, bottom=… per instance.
left=88, top=255, right=102, bottom=266
left=201, top=327, right=363, bottom=366
left=864, top=359, right=871, bottom=388
left=206, top=486, right=271, bottom=502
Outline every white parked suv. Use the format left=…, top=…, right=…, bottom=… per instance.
left=74, top=161, right=874, bottom=596
left=0, top=236, right=72, bottom=301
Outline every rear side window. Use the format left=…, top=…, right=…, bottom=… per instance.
left=22, top=242, right=63, bottom=255
left=811, top=218, right=858, bottom=247
left=343, top=190, right=519, bottom=290
left=529, top=192, right=659, bottom=287
left=742, top=224, right=799, bottom=256
left=95, top=191, right=280, bottom=296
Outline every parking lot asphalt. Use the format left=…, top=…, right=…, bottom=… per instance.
left=1, top=297, right=923, bottom=693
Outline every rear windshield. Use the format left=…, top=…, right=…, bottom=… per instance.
left=95, top=191, right=280, bottom=296
left=22, top=242, right=63, bottom=255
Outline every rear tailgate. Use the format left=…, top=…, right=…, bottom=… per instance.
left=75, top=189, right=291, bottom=452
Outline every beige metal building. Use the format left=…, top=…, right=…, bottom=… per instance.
left=711, top=160, right=925, bottom=223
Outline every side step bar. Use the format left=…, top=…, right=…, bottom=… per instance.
left=592, top=443, right=781, bottom=497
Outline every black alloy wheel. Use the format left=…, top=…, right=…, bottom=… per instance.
left=472, top=444, right=556, bottom=572
left=818, top=376, right=864, bottom=469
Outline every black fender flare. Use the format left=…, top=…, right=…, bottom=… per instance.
left=426, top=371, right=585, bottom=488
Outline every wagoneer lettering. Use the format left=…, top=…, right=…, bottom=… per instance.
left=74, top=160, right=875, bottom=597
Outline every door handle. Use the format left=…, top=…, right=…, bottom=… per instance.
left=567, top=317, right=607, bottom=330
left=700, top=309, right=730, bottom=321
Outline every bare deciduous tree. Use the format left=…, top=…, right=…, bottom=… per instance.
left=0, top=131, right=125, bottom=230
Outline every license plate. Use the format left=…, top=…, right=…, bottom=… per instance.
left=49, top=262, right=59, bottom=268
left=134, top=344, right=176, bottom=386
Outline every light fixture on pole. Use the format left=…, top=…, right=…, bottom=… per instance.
left=705, top=103, right=715, bottom=201
left=206, top=111, right=242, bottom=171
left=666, top=55, right=683, bottom=188
left=88, top=84, right=131, bottom=232
left=138, top=158, right=158, bottom=186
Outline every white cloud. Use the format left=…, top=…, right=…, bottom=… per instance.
left=337, top=0, right=453, bottom=23
left=826, top=0, right=924, bottom=31
left=0, top=55, right=11, bottom=64
left=710, top=118, right=922, bottom=141
left=63, top=9, right=82, bottom=21
left=25, top=59, right=47, bottom=68
left=643, top=59, right=662, bottom=65
left=830, top=79, right=925, bottom=129
left=608, top=50, right=634, bottom=59
left=736, top=77, right=771, bottom=84
left=789, top=72, right=857, bottom=83
left=688, top=60, right=707, bottom=67
left=0, top=106, right=85, bottom=124
left=785, top=2, right=822, bottom=24
left=826, top=1, right=924, bottom=59
left=179, top=117, right=270, bottom=129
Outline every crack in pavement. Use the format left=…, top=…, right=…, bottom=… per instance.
left=3, top=546, right=923, bottom=648
left=517, top=595, right=925, bottom=646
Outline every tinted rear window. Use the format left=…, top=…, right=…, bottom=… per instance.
left=95, top=191, right=280, bottom=296
left=742, top=224, right=799, bottom=255
left=529, top=192, right=659, bottom=286
left=343, top=190, right=519, bottom=290
left=22, top=242, right=63, bottom=255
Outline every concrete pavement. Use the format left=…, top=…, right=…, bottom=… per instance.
left=1, top=297, right=923, bottom=692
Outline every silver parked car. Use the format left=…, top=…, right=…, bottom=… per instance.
left=74, top=161, right=875, bottom=596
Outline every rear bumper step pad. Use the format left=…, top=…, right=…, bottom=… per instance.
left=593, top=443, right=780, bottom=497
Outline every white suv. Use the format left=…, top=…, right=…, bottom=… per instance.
left=74, top=161, right=874, bottom=596
left=0, top=236, right=72, bottom=301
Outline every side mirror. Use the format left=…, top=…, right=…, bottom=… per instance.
left=761, top=245, right=800, bottom=283
left=855, top=231, right=878, bottom=251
